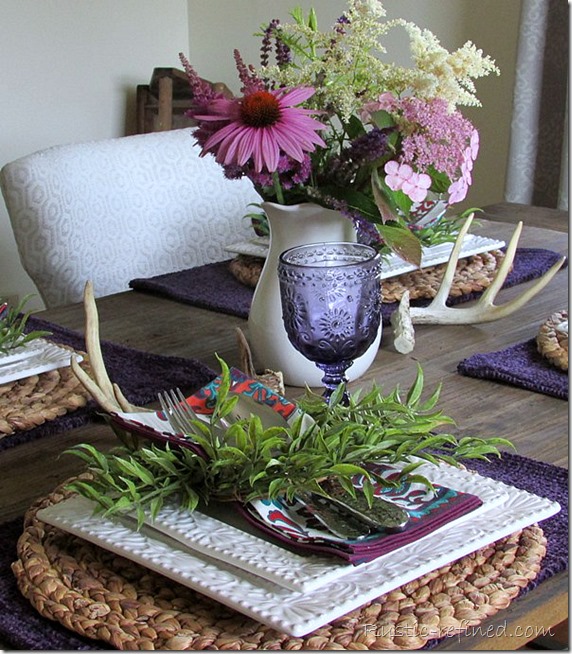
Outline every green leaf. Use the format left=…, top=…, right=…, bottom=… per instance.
left=375, top=223, right=422, bottom=267
left=112, top=495, right=135, bottom=512
left=267, top=477, right=285, bottom=499
left=66, top=480, right=114, bottom=507
left=427, top=166, right=451, bottom=194
left=68, top=442, right=108, bottom=464
left=345, top=114, right=367, bottom=140
left=180, top=488, right=200, bottom=512
left=361, top=478, right=375, bottom=507
left=371, top=109, right=396, bottom=130
left=149, top=496, right=164, bottom=520
left=308, top=7, right=317, bottom=30
left=112, top=456, right=155, bottom=485
left=405, top=474, right=435, bottom=492
left=405, top=365, right=424, bottom=407
left=327, top=463, right=368, bottom=477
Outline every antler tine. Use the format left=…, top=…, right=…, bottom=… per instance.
left=70, top=281, right=146, bottom=413
left=478, top=220, right=522, bottom=305
left=70, top=355, right=122, bottom=414
left=429, top=213, right=475, bottom=309
left=83, top=281, right=115, bottom=401
left=408, top=222, right=565, bottom=325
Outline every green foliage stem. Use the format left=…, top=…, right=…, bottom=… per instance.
left=0, top=294, right=51, bottom=354
left=65, top=360, right=513, bottom=524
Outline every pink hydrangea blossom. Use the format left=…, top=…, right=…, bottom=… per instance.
left=396, top=97, right=475, bottom=179
left=384, top=161, right=431, bottom=203
left=445, top=132, right=478, bottom=204
left=448, top=177, right=469, bottom=204
left=469, top=129, right=480, bottom=159
left=359, top=92, right=398, bottom=123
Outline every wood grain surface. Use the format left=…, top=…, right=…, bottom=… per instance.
left=1, top=203, right=568, bottom=650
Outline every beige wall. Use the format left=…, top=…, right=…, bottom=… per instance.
left=1, top=0, right=522, bottom=310
left=188, top=0, right=522, bottom=212
left=0, top=0, right=189, bottom=309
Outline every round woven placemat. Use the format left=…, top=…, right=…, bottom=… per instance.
left=228, top=251, right=506, bottom=303
left=229, top=255, right=265, bottom=288
left=381, top=250, right=505, bottom=303
left=13, top=478, right=547, bottom=651
left=0, top=348, right=91, bottom=437
left=536, top=309, right=568, bottom=371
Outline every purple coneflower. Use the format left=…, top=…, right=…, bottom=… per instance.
left=194, top=87, right=326, bottom=173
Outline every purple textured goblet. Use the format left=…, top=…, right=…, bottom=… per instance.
left=278, top=242, right=382, bottom=402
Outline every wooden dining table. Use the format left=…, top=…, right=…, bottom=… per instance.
left=0, top=203, right=568, bottom=650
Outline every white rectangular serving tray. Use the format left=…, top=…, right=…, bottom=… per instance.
left=225, top=233, right=505, bottom=281
left=37, top=463, right=559, bottom=637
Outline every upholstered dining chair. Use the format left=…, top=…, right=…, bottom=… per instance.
left=1, top=129, right=260, bottom=308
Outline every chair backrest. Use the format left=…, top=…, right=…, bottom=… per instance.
left=1, top=129, right=260, bottom=308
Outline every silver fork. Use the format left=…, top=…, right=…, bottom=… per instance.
left=158, top=388, right=205, bottom=436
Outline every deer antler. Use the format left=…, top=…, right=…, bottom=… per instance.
left=392, top=215, right=566, bottom=353
left=70, top=281, right=149, bottom=413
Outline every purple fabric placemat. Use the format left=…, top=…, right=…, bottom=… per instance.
left=129, top=248, right=566, bottom=326
left=130, top=259, right=254, bottom=319
left=0, top=317, right=216, bottom=453
left=458, top=338, right=568, bottom=400
left=0, top=452, right=566, bottom=651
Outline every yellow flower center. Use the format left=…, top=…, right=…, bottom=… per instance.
left=240, top=91, right=281, bottom=127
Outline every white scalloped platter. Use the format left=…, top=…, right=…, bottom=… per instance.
left=37, top=465, right=559, bottom=637
left=0, top=338, right=81, bottom=385
left=225, top=233, right=505, bottom=281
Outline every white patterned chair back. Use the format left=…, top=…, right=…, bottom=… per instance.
left=1, top=129, right=260, bottom=308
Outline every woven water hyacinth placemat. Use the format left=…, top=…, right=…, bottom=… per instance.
left=536, top=310, right=568, bottom=372
left=12, top=485, right=546, bottom=651
left=380, top=250, right=505, bottom=303
left=8, top=449, right=568, bottom=651
left=0, top=345, right=91, bottom=438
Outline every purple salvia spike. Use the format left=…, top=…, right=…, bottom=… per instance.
left=179, top=52, right=216, bottom=106
left=234, top=50, right=265, bottom=94
left=260, top=19, right=279, bottom=67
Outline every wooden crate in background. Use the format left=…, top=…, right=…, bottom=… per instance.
left=136, top=67, right=231, bottom=133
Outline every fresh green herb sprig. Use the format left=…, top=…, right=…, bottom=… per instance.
left=65, top=358, right=513, bottom=525
left=415, top=208, right=483, bottom=248
left=0, top=294, right=51, bottom=354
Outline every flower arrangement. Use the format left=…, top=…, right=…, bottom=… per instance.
left=180, top=0, right=499, bottom=263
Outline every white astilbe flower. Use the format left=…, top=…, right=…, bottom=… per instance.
left=399, top=22, right=500, bottom=108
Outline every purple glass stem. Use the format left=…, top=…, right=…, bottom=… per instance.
left=316, top=360, right=353, bottom=403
